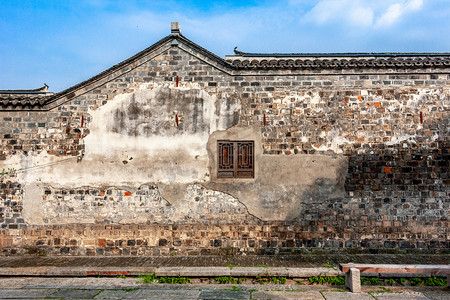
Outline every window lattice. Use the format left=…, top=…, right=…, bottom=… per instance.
left=218, top=141, right=254, bottom=178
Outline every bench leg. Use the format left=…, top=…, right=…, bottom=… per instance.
left=345, top=267, right=361, bottom=293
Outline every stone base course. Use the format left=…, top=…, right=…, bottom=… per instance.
left=1, top=221, right=448, bottom=256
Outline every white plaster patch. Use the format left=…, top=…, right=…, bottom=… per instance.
left=0, top=85, right=240, bottom=187
left=22, top=183, right=44, bottom=225
left=311, top=127, right=351, bottom=154
left=386, top=134, right=417, bottom=146
left=84, top=130, right=207, bottom=158
left=39, top=184, right=251, bottom=225
left=311, top=144, right=330, bottom=151
left=431, top=133, right=439, bottom=141
left=279, top=92, right=323, bottom=107
left=311, top=93, right=322, bottom=104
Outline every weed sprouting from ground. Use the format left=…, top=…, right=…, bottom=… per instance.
left=271, top=277, right=286, bottom=285
left=133, top=273, right=447, bottom=287
left=158, top=276, right=191, bottom=284
left=423, top=277, right=446, bottom=286
left=253, top=276, right=287, bottom=285
left=138, top=274, right=158, bottom=284
left=137, top=274, right=190, bottom=284
left=360, top=277, right=379, bottom=285
left=361, top=276, right=446, bottom=287
left=215, top=276, right=247, bottom=284
left=308, top=276, right=345, bottom=285
left=409, top=277, right=422, bottom=286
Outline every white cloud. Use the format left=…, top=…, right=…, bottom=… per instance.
left=375, top=3, right=403, bottom=27
left=348, top=6, right=374, bottom=27
left=301, top=0, right=376, bottom=27
left=301, top=0, right=424, bottom=28
left=375, top=0, right=423, bottom=28
left=406, top=0, right=423, bottom=10
left=302, top=0, right=360, bottom=25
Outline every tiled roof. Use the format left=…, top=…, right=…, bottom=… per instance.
left=0, top=85, right=53, bottom=109
left=225, top=52, right=450, bottom=69
left=229, top=49, right=450, bottom=57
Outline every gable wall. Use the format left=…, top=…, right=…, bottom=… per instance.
left=0, top=41, right=448, bottom=255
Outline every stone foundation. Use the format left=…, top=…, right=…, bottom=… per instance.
left=1, top=219, right=447, bottom=256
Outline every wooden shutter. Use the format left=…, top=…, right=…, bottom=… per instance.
left=218, top=141, right=254, bottom=178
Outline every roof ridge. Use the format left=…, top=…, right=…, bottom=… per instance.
left=0, top=84, right=50, bottom=94
left=43, top=33, right=233, bottom=109
left=227, top=52, right=450, bottom=58
left=43, top=34, right=173, bottom=107
left=177, top=33, right=231, bottom=68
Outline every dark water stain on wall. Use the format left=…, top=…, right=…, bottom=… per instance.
left=110, top=87, right=238, bottom=137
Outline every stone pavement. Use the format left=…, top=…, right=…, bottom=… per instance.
left=0, top=277, right=448, bottom=299
left=0, top=256, right=448, bottom=299
left=1, top=255, right=449, bottom=277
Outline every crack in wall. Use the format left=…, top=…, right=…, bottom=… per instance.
left=197, top=184, right=263, bottom=222
left=33, top=182, right=257, bottom=225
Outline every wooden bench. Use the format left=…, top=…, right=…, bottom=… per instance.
left=340, top=263, right=450, bottom=293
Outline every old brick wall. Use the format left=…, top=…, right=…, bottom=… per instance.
left=0, top=31, right=449, bottom=255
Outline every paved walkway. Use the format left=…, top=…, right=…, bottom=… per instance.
left=0, top=277, right=448, bottom=299
left=0, top=256, right=448, bottom=299
left=1, top=255, right=448, bottom=277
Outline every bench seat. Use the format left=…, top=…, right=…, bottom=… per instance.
left=339, top=263, right=450, bottom=293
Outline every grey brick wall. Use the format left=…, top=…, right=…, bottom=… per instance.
left=0, top=39, right=448, bottom=255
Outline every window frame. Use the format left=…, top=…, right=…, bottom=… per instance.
left=217, top=140, right=254, bottom=179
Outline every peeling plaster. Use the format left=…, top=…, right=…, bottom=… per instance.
left=206, top=126, right=348, bottom=221
left=386, top=134, right=418, bottom=146
left=1, top=85, right=242, bottom=222
left=271, top=88, right=446, bottom=150
left=1, top=85, right=240, bottom=187
left=22, top=183, right=44, bottom=225
left=38, top=183, right=253, bottom=225
left=1, top=86, right=446, bottom=225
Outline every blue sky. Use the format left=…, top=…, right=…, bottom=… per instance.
left=1, top=0, right=449, bottom=92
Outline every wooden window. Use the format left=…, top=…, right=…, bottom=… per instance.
left=217, top=141, right=254, bottom=178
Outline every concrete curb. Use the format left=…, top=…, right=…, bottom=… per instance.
left=0, top=266, right=342, bottom=277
